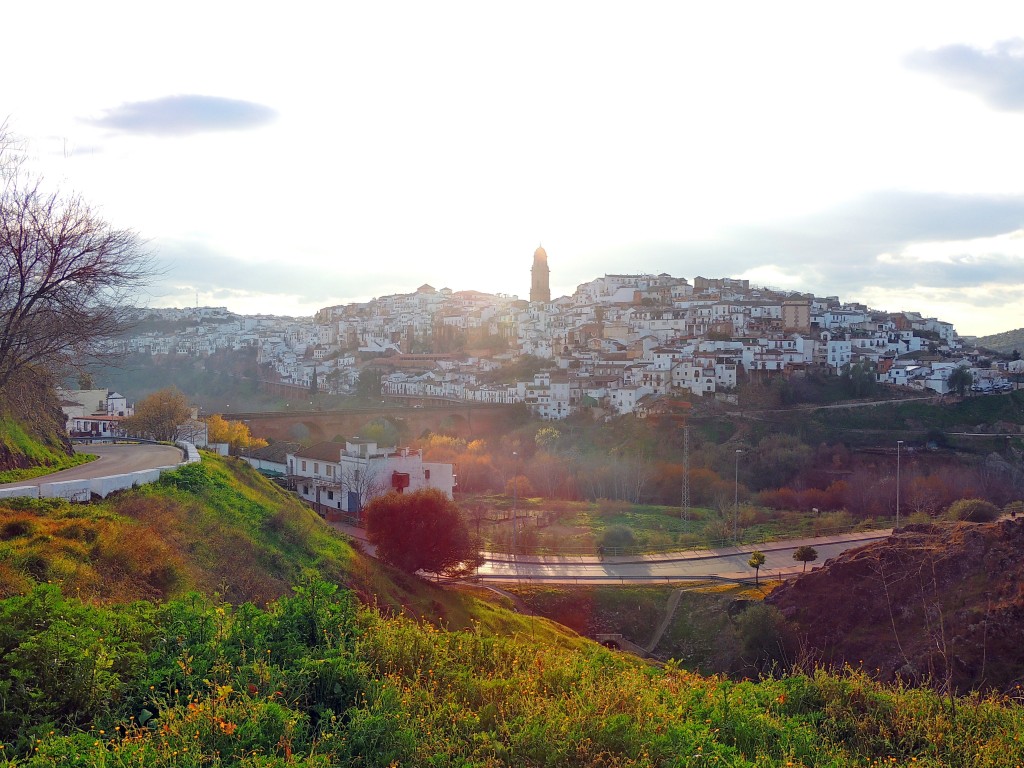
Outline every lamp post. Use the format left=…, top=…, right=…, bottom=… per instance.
left=896, top=440, right=904, bottom=531
left=733, top=449, right=743, bottom=543
left=511, top=451, right=518, bottom=556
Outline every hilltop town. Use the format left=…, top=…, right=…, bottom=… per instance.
left=114, top=248, right=1019, bottom=420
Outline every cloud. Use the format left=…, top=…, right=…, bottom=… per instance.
left=142, top=239, right=395, bottom=314
left=576, top=190, right=1024, bottom=312
left=905, top=39, right=1024, bottom=111
left=87, top=95, right=278, bottom=136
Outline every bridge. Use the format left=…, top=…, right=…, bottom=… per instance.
left=224, top=402, right=519, bottom=443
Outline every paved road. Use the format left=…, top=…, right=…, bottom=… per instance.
left=328, top=519, right=889, bottom=584
left=475, top=532, right=888, bottom=584
left=0, top=444, right=184, bottom=489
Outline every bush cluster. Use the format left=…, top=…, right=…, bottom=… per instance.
left=2, top=581, right=1024, bottom=765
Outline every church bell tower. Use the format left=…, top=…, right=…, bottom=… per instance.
left=530, top=245, right=550, bottom=303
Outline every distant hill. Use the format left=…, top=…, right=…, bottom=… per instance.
left=973, top=327, right=1024, bottom=355
left=768, top=519, right=1024, bottom=692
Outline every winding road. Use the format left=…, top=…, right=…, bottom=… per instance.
left=0, top=443, right=184, bottom=490
left=329, top=519, right=889, bottom=585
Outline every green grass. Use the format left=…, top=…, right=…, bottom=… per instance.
left=2, top=447, right=1023, bottom=765
left=0, top=418, right=95, bottom=483
left=2, top=582, right=1023, bottom=766
left=0, top=454, right=582, bottom=639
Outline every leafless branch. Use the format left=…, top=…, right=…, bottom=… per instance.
left=0, top=147, right=154, bottom=394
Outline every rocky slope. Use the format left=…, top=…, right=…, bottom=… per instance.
left=767, top=519, right=1024, bottom=692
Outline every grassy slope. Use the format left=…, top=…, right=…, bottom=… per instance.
left=0, top=417, right=94, bottom=482
left=4, top=582, right=1023, bottom=767
left=508, top=583, right=775, bottom=674
left=2, top=455, right=1024, bottom=764
left=0, top=454, right=576, bottom=644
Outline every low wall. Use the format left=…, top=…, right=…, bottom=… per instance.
left=0, top=486, right=39, bottom=500
left=1, top=442, right=199, bottom=503
left=176, top=441, right=201, bottom=464
left=40, top=479, right=92, bottom=502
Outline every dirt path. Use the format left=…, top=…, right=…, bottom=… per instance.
left=646, top=587, right=683, bottom=653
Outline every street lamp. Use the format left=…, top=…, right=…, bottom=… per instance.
left=511, top=451, right=518, bottom=556
left=896, top=440, right=904, bottom=531
left=734, top=449, right=743, bottom=543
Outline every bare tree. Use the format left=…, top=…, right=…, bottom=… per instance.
left=122, top=387, right=192, bottom=442
left=0, top=126, right=152, bottom=396
left=341, top=463, right=387, bottom=513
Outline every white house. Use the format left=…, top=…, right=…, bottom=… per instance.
left=287, top=440, right=455, bottom=520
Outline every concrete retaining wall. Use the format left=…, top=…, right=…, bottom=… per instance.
left=0, top=486, right=39, bottom=500
left=176, top=441, right=201, bottom=463
left=39, top=479, right=93, bottom=502
left=1, top=442, right=201, bottom=503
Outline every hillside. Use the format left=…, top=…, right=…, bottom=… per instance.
left=3, top=578, right=1023, bottom=765
left=0, top=454, right=563, bottom=637
left=3, top=455, right=1024, bottom=763
left=767, top=519, right=1024, bottom=692
left=0, top=372, right=77, bottom=479
left=974, top=327, right=1024, bottom=355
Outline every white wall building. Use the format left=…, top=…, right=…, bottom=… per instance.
left=287, top=440, right=455, bottom=520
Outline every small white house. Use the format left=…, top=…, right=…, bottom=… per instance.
left=287, top=440, right=455, bottom=520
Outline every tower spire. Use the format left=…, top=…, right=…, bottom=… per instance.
left=530, top=244, right=550, bottom=303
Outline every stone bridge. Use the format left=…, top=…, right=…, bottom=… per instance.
left=225, top=402, right=517, bottom=444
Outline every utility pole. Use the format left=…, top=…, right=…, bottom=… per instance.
left=734, top=449, right=743, bottom=543
left=896, top=440, right=903, bottom=531
left=680, top=425, right=690, bottom=521
left=669, top=398, right=692, bottom=522
left=511, top=450, right=518, bottom=556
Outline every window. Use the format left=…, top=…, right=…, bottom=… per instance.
left=301, top=460, right=307, bottom=471
left=327, top=490, right=334, bottom=500
left=314, top=462, right=319, bottom=474
left=424, top=469, right=431, bottom=480
left=302, top=485, right=309, bottom=495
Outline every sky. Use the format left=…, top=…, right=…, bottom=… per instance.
left=5, top=1, right=1024, bottom=336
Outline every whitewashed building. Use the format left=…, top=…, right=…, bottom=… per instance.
left=287, top=440, right=455, bottom=520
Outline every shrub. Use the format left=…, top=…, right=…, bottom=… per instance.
left=735, top=603, right=797, bottom=675
left=600, top=525, right=636, bottom=552
left=365, top=489, right=481, bottom=576
left=0, top=517, right=36, bottom=540
left=703, top=517, right=731, bottom=546
left=945, top=498, right=1000, bottom=522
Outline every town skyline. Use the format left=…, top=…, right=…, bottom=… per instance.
left=137, top=255, right=1020, bottom=341
left=114, top=269, right=1022, bottom=425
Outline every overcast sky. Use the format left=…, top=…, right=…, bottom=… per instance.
left=6, top=2, right=1024, bottom=336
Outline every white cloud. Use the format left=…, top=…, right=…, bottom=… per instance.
left=3, top=1, right=1024, bottom=337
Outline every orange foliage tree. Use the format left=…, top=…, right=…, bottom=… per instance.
left=205, top=413, right=268, bottom=453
